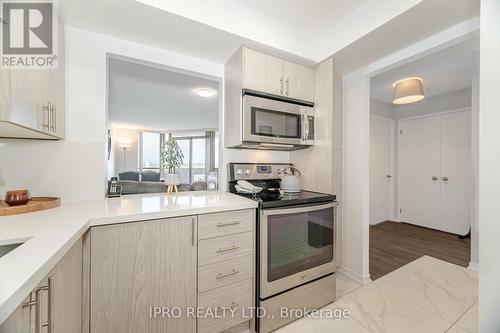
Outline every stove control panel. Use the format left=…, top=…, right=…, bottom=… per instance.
left=229, top=163, right=293, bottom=181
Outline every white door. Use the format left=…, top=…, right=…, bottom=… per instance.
left=398, top=116, right=442, bottom=230
left=440, top=111, right=471, bottom=235
left=370, top=117, right=394, bottom=225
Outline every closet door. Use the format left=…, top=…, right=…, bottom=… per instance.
left=440, top=111, right=471, bottom=235
left=398, top=116, right=441, bottom=229
left=370, top=117, right=394, bottom=224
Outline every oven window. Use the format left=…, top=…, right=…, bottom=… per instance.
left=267, top=207, right=334, bottom=282
left=251, top=107, right=301, bottom=139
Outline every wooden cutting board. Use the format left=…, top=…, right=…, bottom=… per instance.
left=0, top=197, right=61, bottom=216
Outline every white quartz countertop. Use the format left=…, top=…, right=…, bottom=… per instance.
left=0, top=191, right=257, bottom=325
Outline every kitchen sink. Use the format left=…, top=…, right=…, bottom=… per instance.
left=0, top=242, right=24, bottom=259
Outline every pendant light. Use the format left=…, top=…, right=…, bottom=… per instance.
left=392, top=77, right=424, bottom=105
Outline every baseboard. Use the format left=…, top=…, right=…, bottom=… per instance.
left=391, top=216, right=402, bottom=222
left=337, top=265, right=371, bottom=285
left=467, top=262, right=479, bottom=272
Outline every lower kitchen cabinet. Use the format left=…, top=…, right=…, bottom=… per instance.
left=0, top=239, right=83, bottom=333
left=89, top=216, right=198, bottom=333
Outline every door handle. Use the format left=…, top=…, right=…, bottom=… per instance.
left=442, top=177, right=449, bottom=182
left=432, top=176, right=438, bottom=181
left=386, top=174, right=392, bottom=179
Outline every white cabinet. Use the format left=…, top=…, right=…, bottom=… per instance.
left=0, top=24, right=65, bottom=140
left=243, top=48, right=284, bottom=96
left=237, top=47, right=314, bottom=103
left=398, top=110, right=471, bottom=235
left=0, top=239, right=82, bottom=333
left=282, top=60, right=315, bottom=102
left=90, top=216, right=198, bottom=333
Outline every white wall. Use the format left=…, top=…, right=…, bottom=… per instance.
left=341, top=71, right=371, bottom=283
left=0, top=26, right=289, bottom=200
left=469, top=51, right=479, bottom=270
left=479, top=0, right=500, bottom=331
left=370, top=99, right=393, bottom=119
left=112, top=127, right=140, bottom=174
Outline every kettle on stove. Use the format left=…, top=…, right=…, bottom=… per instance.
left=278, top=166, right=301, bottom=193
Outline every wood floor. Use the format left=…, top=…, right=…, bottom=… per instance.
left=369, top=221, right=471, bottom=280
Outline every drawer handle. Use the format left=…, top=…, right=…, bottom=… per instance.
left=216, top=245, right=240, bottom=253
left=217, top=220, right=240, bottom=227
left=216, top=301, right=239, bottom=313
left=216, top=269, right=240, bottom=279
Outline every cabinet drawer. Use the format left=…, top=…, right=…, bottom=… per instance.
left=198, top=279, right=253, bottom=333
left=198, top=232, right=253, bottom=266
left=198, top=210, right=254, bottom=240
left=199, top=255, right=253, bottom=293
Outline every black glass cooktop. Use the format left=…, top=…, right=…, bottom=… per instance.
left=234, top=189, right=336, bottom=209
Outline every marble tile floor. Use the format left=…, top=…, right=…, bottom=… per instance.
left=276, top=256, right=478, bottom=333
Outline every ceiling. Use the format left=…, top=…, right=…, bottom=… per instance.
left=59, top=0, right=479, bottom=67
left=108, top=58, right=219, bottom=131
left=370, top=37, right=479, bottom=104
left=234, top=0, right=368, bottom=35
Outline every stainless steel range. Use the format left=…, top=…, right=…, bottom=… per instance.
left=228, top=163, right=338, bottom=333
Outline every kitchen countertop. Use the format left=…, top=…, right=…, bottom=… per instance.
left=0, top=191, right=257, bottom=325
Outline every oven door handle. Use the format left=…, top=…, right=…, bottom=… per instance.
left=261, top=202, right=337, bottom=216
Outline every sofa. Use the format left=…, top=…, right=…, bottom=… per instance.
left=116, top=171, right=207, bottom=195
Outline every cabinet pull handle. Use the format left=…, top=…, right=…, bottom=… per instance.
left=217, top=220, right=240, bottom=227
left=280, top=76, right=283, bottom=94
left=42, top=102, right=50, bottom=129
left=191, top=217, right=196, bottom=246
left=46, top=277, right=54, bottom=333
left=285, top=77, right=289, bottom=96
left=216, top=245, right=239, bottom=253
left=51, top=104, right=56, bottom=133
left=216, top=269, right=240, bottom=279
left=442, top=177, right=449, bottom=182
left=216, top=301, right=239, bottom=313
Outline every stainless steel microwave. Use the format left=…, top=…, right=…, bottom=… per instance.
left=238, top=94, right=315, bottom=150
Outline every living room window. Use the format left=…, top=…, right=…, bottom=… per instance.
left=139, top=130, right=218, bottom=185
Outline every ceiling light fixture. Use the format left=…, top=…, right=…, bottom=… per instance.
left=392, top=77, right=424, bottom=105
left=196, top=88, right=217, bottom=98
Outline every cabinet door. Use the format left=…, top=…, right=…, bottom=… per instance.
left=90, top=217, right=197, bottom=333
left=283, top=60, right=314, bottom=102
left=440, top=111, right=471, bottom=235
left=243, top=48, right=283, bottom=96
left=51, top=239, right=82, bottom=333
left=9, top=69, right=49, bottom=132
left=0, top=69, right=10, bottom=120
left=48, top=22, right=65, bottom=138
left=398, top=116, right=441, bottom=230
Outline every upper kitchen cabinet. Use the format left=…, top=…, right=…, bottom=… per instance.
left=234, top=47, right=315, bottom=103
left=283, top=60, right=315, bottom=102
left=0, top=24, right=65, bottom=140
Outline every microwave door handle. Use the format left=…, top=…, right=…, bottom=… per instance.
left=302, top=114, right=307, bottom=141
left=302, top=113, right=310, bottom=141
left=305, top=114, right=310, bottom=141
